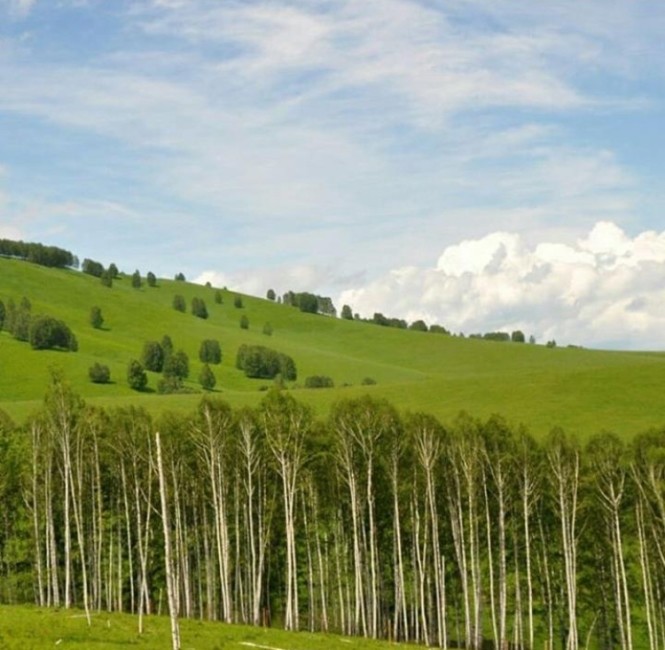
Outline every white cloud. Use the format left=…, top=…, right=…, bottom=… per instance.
left=338, top=222, right=665, bottom=349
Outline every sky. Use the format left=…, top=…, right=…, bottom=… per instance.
left=1, top=0, right=665, bottom=349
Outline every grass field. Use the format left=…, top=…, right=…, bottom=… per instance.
left=0, top=605, right=413, bottom=650
left=1, top=257, right=665, bottom=437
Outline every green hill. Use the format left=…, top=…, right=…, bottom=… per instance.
left=1, top=256, right=664, bottom=437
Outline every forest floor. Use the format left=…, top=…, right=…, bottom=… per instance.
left=0, top=605, right=417, bottom=650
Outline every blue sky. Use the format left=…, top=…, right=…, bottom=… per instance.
left=1, top=0, right=665, bottom=348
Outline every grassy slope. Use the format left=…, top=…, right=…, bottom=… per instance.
left=0, top=605, right=413, bottom=650
left=1, top=257, right=664, bottom=437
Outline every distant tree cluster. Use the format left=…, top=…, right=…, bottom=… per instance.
left=0, top=239, right=77, bottom=268
left=1, top=296, right=77, bottom=351
left=236, top=344, right=297, bottom=381
left=342, top=305, right=450, bottom=335
left=82, top=258, right=119, bottom=287
left=283, top=290, right=336, bottom=316
left=468, top=330, right=527, bottom=343
left=133, top=335, right=192, bottom=393
left=304, top=375, right=334, bottom=389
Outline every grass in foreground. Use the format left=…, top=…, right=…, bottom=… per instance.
left=0, top=605, right=413, bottom=650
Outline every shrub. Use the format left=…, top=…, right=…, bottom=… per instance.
left=90, top=306, right=104, bottom=329
left=409, top=319, right=428, bottom=332
left=131, top=270, right=141, bottom=288
left=305, top=375, right=334, bottom=389
left=199, top=363, right=216, bottom=390
left=127, top=360, right=148, bottom=391
left=233, top=295, right=243, bottom=308
left=163, top=349, right=189, bottom=380
left=173, top=294, right=186, bottom=312
left=240, top=314, right=249, bottom=330
left=100, top=270, right=113, bottom=287
left=88, top=363, right=111, bottom=384
left=147, top=271, right=157, bottom=287
left=0, top=299, right=5, bottom=331
left=214, top=290, right=223, bottom=304
left=236, top=344, right=296, bottom=381
left=157, top=375, right=183, bottom=394
left=82, top=258, right=104, bottom=277
left=29, top=315, right=77, bottom=351
left=199, top=339, right=222, bottom=364
left=142, top=340, right=165, bottom=372
left=175, top=272, right=186, bottom=281
left=262, top=322, right=273, bottom=336
left=191, top=297, right=208, bottom=319
left=361, top=377, right=377, bottom=386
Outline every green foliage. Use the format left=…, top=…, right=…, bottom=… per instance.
left=163, top=349, right=189, bottom=380
left=99, top=269, right=113, bottom=287
left=157, top=374, right=184, bottom=394
left=236, top=344, right=297, bottom=381
left=341, top=304, right=353, bottom=320
left=199, top=339, right=222, bottom=364
left=131, top=270, right=141, bottom=289
left=175, top=272, right=186, bottom=281
left=511, top=330, right=525, bottom=343
left=0, top=238, right=76, bottom=268
left=199, top=363, right=216, bottom=390
left=146, top=271, right=157, bottom=287
left=161, top=334, right=174, bottom=359
left=172, top=294, right=186, bottom=312
left=546, top=339, right=557, bottom=348
left=409, top=319, right=428, bottom=332
left=361, top=377, right=377, bottom=385
left=108, top=262, right=119, bottom=279
left=214, top=290, right=223, bottom=304
left=81, top=258, right=104, bottom=277
left=304, top=375, right=334, bottom=388
left=88, top=362, right=111, bottom=384
left=372, top=312, right=407, bottom=328
left=267, top=288, right=276, bottom=301
left=0, top=299, right=4, bottom=330
left=234, top=295, right=243, bottom=308
left=191, top=297, right=208, bottom=319
left=29, top=315, right=78, bottom=351
left=240, top=314, right=249, bottom=330
left=262, top=321, right=273, bottom=336
left=429, top=324, right=449, bottom=335
left=89, top=305, right=103, bottom=329
left=127, top=360, right=147, bottom=391
left=141, top=340, right=165, bottom=372
left=284, top=290, right=336, bottom=315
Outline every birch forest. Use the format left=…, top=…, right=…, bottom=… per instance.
left=1, top=373, right=665, bottom=649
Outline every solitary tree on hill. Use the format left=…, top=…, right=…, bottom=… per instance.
left=89, top=306, right=103, bottom=329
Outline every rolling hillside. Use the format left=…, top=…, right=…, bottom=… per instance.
left=1, top=256, right=664, bottom=437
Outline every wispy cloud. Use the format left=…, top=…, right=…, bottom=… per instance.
left=0, top=1, right=661, bottom=346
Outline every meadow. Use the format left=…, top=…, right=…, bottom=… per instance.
left=0, top=605, right=415, bottom=650
left=1, top=256, right=664, bottom=437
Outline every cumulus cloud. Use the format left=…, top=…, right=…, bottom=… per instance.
left=338, top=222, right=665, bottom=350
